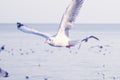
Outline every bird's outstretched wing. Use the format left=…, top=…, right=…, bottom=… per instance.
left=56, top=0, right=84, bottom=38
left=81, top=36, right=100, bottom=42
left=17, top=22, right=51, bottom=39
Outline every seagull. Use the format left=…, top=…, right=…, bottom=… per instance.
left=17, top=0, right=99, bottom=48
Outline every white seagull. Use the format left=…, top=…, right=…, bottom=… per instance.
left=17, top=0, right=99, bottom=48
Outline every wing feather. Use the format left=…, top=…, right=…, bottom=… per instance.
left=56, top=0, right=84, bottom=37
left=17, top=23, right=51, bottom=39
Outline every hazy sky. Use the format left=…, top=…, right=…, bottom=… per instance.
left=0, top=0, right=120, bottom=23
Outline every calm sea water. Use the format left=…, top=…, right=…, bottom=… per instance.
left=0, top=23, right=120, bottom=32
left=0, top=24, right=120, bottom=80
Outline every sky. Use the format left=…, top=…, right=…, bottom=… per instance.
left=0, top=0, right=120, bottom=24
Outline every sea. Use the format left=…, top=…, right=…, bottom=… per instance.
left=0, top=23, right=120, bottom=80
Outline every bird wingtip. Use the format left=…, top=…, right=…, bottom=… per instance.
left=17, top=22, right=24, bottom=28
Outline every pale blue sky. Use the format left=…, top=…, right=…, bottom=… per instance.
left=0, top=0, right=120, bottom=23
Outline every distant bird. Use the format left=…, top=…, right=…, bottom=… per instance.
left=17, top=0, right=99, bottom=48
left=0, top=68, right=9, bottom=78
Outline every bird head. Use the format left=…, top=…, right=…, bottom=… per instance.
left=45, top=37, right=54, bottom=46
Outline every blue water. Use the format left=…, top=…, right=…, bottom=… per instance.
left=0, top=24, right=120, bottom=80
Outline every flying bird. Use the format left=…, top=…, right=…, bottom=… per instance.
left=17, top=0, right=99, bottom=48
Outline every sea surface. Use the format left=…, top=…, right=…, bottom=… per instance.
left=0, top=24, right=120, bottom=80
